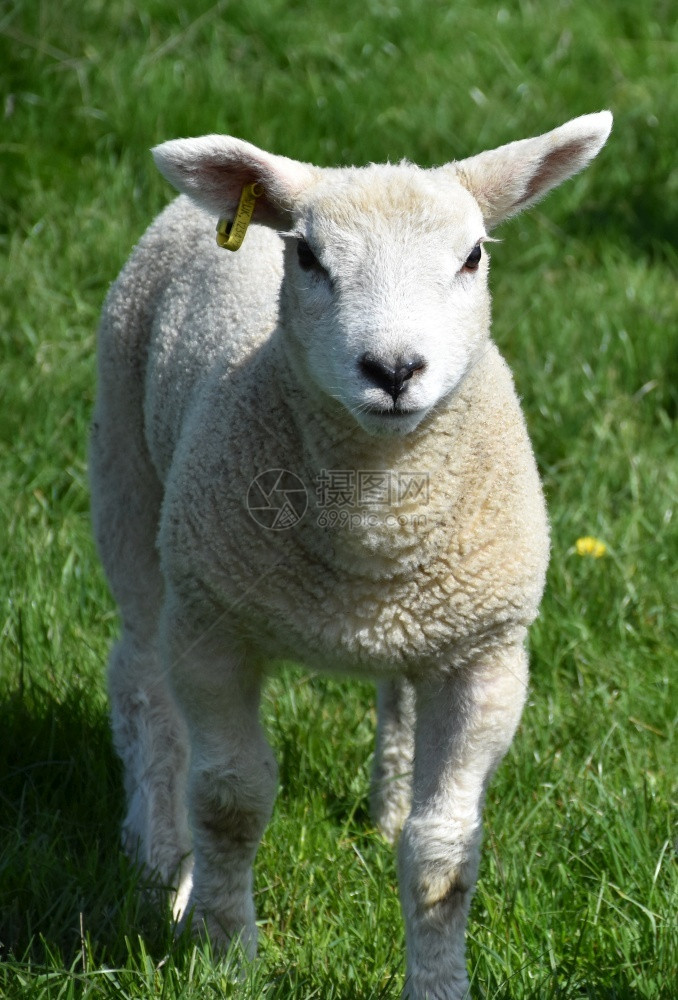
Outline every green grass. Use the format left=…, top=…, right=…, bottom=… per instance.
left=1, top=0, right=676, bottom=996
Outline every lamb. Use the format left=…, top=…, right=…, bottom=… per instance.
left=90, top=110, right=612, bottom=999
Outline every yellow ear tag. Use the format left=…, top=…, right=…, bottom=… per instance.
left=216, top=182, right=263, bottom=251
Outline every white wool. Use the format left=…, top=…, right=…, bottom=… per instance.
left=91, top=111, right=612, bottom=999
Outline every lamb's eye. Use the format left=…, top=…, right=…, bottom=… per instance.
left=297, top=239, right=322, bottom=272
left=463, top=245, right=482, bottom=272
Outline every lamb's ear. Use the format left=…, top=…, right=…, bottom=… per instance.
left=448, top=111, right=612, bottom=230
left=151, top=135, right=318, bottom=228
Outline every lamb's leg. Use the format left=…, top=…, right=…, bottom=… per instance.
left=371, top=679, right=415, bottom=843
left=91, top=399, right=194, bottom=917
left=399, top=642, right=528, bottom=1000
left=168, top=635, right=278, bottom=958
left=108, top=632, right=193, bottom=918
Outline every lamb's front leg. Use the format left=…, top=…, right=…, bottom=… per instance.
left=371, top=679, right=415, bottom=843
left=399, top=641, right=529, bottom=1000
left=168, top=630, right=278, bottom=958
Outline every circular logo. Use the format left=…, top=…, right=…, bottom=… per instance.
left=246, top=468, right=308, bottom=531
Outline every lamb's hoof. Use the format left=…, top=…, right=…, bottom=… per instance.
left=177, top=903, right=258, bottom=964
left=171, top=856, right=195, bottom=921
left=401, top=970, right=471, bottom=1000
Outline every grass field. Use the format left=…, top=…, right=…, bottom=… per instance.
left=1, top=0, right=676, bottom=997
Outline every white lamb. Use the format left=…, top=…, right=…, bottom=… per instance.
left=90, top=111, right=612, bottom=999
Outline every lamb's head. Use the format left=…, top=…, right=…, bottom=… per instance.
left=153, top=111, right=611, bottom=436
left=277, top=166, right=491, bottom=437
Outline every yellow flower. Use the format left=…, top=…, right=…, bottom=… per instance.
left=575, top=536, right=607, bottom=558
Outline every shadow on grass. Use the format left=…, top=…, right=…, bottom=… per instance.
left=0, top=670, right=179, bottom=968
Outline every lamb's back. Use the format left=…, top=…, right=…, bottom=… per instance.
left=99, top=195, right=284, bottom=482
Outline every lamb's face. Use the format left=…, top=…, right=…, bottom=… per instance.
left=282, top=166, right=491, bottom=436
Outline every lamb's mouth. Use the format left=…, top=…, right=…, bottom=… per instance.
left=364, top=406, right=420, bottom=418
left=356, top=405, right=428, bottom=436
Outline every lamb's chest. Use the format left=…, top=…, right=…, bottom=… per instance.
left=234, top=537, right=512, bottom=675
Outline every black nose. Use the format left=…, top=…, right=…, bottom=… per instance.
left=359, top=353, right=426, bottom=403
